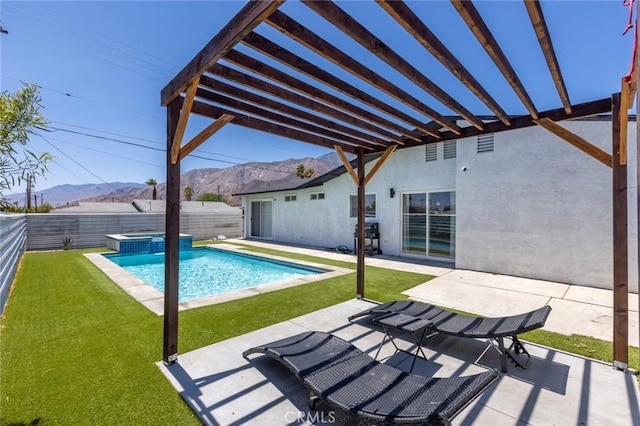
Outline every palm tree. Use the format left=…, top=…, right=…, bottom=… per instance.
left=183, top=186, right=193, bottom=201
left=145, top=178, right=158, bottom=200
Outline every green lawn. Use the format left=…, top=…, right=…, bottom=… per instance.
left=1, top=244, right=637, bottom=424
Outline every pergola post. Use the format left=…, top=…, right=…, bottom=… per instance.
left=356, top=148, right=365, bottom=299
left=163, top=98, right=181, bottom=364
left=612, top=92, right=629, bottom=370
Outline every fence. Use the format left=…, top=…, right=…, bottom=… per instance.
left=26, top=212, right=243, bottom=251
left=0, top=214, right=26, bottom=314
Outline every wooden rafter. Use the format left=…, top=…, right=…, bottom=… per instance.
left=451, top=0, right=539, bottom=120
left=363, top=144, right=397, bottom=186
left=265, top=11, right=452, bottom=136
left=161, top=0, right=284, bottom=105
left=200, top=76, right=393, bottom=147
left=190, top=100, right=362, bottom=154
left=303, top=0, right=482, bottom=132
left=378, top=0, right=510, bottom=126
left=334, top=145, right=359, bottom=186
left=524, top=0, right=572, bottom=115
left=196, top=88, right=384, bottom=150
left=534, top=118, right=612, bottom=168
left=416, top=97, right=612, bottom=145
left=209, top=63, right=406, bottom=145
left=170, top=79, right=198, bottom=164
left=178, top=114, right=235, bottom=161
left=223, top=50, right=409, bottom=144
left=242, top=30, right=431, bottom=139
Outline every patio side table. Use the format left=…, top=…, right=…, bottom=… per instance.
left=373, top=312, right=432, bottom=373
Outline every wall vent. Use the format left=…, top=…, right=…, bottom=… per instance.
left=477, top=134, right=494, bottom=153
left=443, top=140, right=457, bottom=159
left=425, top=144, right=437, bottom=162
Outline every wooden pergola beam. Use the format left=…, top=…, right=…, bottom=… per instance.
left=178, top=114, right=235, bottom=161
left=451, top=0, right=539, bottom=120
left=363, top=144, right=397, bottom=186
left=200, top=75, right=394, bottom=147
left=195, top=88, right=385, bottom=150
left=524, top=0, right=572, bottom=115
left=378, top=0, right=511, bottom=126
left=416, top=97, right=612, bottom=145
left=611, top=92, right=629, bottom=369
left=303, top=0, right=482, bottom=133
left=160, top=0, right=284, bottom=106
left=534, top=118, right=612, bottom=168
left=334, top=145, right=359, bottom=187
left=242, top=30, right=429, bottom=140
left=265, top=11, right=451, bottom=136
left=190, top=100, right=362, bottom=154
left=223, top=50, right=408, bottom=144
left=170, top=79, right=198, bottom=164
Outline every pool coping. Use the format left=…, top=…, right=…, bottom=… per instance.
left=84, top=244, right=353, bottom=315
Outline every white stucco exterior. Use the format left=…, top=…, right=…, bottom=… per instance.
left=241, top=118, right=638, bottom=292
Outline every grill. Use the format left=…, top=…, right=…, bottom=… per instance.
left=354, top=222, right=381, bottom=255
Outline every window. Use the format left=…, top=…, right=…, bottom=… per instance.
left=443, top=140, right=457, bottom=159
left=284, top=194, right=297, bottom=202
left=349, top=194, right=376, bottom=218
left=425, top=144, right=437, bottom=162
left=477, top=134, right=494, bottom=153
left=310, top=193, right=325, bottom=200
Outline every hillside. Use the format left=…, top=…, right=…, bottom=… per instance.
left=8, top=153, right=345, bottom=207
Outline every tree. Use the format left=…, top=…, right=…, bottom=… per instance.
left=183, top=186, right=193, bottom=201
left=196, top=192, right=225, bottom=202
left=295, top=163, right=315, bottom=179
left=145, top=178, right=157, bottom=200
left=0, top=82, right=53, bottom=206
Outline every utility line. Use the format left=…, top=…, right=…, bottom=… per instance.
left=36, top=131, right=120, bottom=192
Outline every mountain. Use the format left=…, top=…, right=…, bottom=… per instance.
left=31, top=153, right=346, bottom=207
left=5, top=182, right=145, bottom=208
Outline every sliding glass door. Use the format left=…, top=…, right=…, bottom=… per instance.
left=402, top=191, right=455, bottom=260
left=250, top=200, right=272, bottom=239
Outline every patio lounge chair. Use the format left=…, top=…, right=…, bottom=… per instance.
left=349, top=301, right=552, bottom=373
left=243, top=331, right=499, bottom=425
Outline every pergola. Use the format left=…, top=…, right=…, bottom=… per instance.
left=161, top=1, right=637, bottom=370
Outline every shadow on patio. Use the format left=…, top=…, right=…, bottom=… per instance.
left=159, top=299, right=640, bottom=425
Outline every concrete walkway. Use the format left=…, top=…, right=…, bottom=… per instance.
left=230, top=239, right=640, bottom=347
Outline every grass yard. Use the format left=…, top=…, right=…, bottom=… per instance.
left=1, top=243, right=637, bottom=424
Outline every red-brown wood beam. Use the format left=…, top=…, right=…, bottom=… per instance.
left=179, top=114, right=235, bottom=161
left=303, top=0, right=482, bottom=132
left=200, top=75, right=393, bottom=147
left=208, top=64, right=406, bottom=144
left=242, top=30, right=429, bottom=139
left=524, top=0, right=572, bottom=115
left=161, top=0, right=284, bottom=106
left=195, top=87, right=384, bottom=150
left=223, top=50, right=410, bottom=144
left=163, top=98, right=181, bottom=365
left=265, top=11, right=451, bottom=136
left=451, top=0, right=539, bottom=120
left=356, top=148, right=366, bottom=298
left=190, top=100, right=362, bottom=154
left=171, top=79, right=198, bottom=164
left=612, top=92, right=629, bottom=370
left=377, top=0, right=510, bottom=126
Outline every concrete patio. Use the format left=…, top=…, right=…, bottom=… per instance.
left=158, top=298, right=640, bottom=425
left=156, top=240, right=639, bottom=425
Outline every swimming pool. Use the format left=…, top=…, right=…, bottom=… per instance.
left=102, top=247, right=324, bottom=302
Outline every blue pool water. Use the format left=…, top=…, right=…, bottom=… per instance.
left=103, top=248, right=323, bottom=302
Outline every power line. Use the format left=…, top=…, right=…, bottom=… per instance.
left=36, top=131, right=119, bottom=192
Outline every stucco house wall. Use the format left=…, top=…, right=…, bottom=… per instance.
left=241, top=118, right=638, bottom=291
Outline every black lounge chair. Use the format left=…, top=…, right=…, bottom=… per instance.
left=350, top=301, right=552, bottom=373
left=243, top=331, right=499, bottom=425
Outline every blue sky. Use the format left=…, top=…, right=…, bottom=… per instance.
left=1, top=1, right=635, bottom=194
